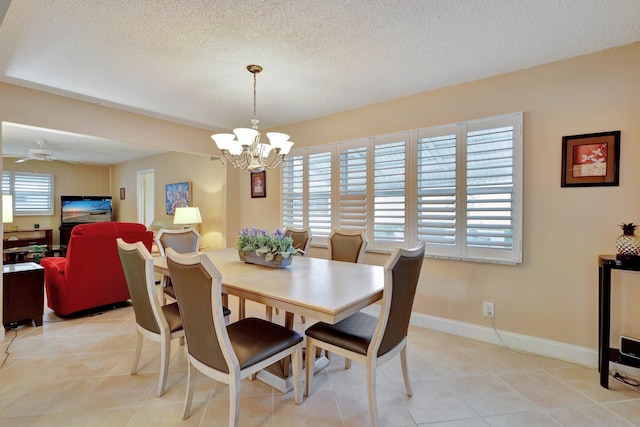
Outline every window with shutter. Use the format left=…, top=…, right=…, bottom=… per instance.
left=3, top=171, right=55, bottom=216
left=281, top=112, right=522, bottom=264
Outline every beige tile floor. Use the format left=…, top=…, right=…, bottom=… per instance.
left=1, top=296, right=640, bottom=427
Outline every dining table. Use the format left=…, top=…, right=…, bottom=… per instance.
left=153, top=247, right=385, bottom=392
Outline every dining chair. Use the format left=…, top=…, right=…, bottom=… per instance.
left=116, top=238, right=185, bottom=398
left=268, top=227, right=313, bottom=322
left=166, top=248, right=304, bottom=426
left=304, top=243, right=425, bottom=427
left=328, top=229, right=367, bottom=263
left=155, top=228, right=231, bottom=316
left=155, top=227, right=200, bottom=304
left=285, top=227, right=312, bottom=255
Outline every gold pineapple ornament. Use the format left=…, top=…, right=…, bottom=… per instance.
left=616, top=223, right=640, bottom=258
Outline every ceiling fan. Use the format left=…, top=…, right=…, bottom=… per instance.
left=15, top=140, right=56, bottom=163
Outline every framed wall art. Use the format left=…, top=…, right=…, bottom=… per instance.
left=165, top=181, right=192, bottom=214
left=561, top=130, right=620, bottom=187
left=251, top=171, right=266, bottom=198
left=119, top=187, right=126, bottom=200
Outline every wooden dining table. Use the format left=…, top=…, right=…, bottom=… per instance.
left=153, top=247, right=385, bottom=391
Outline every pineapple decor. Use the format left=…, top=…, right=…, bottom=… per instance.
left=616, top=223, right=640, bottom=258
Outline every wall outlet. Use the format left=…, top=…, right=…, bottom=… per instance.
left=483, top=302, right=495, bottom=318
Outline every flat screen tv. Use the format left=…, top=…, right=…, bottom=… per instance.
left=61, top=196, right=113, bottom=225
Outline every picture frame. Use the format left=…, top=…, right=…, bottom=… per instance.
left=250, top=171, right=266, bottom=198
left=561, top=131, right=620, bottom=187
left=165, top=181, right=192, bottom=214
left=119, top=187, right=125, bottom=200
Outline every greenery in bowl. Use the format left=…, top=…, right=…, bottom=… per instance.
left=236, top=227, right=300, bottom=261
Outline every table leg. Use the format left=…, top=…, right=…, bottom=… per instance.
left=599, top=264, right=612, bottom=388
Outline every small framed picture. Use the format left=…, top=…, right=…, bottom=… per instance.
left=561, top=131, right=620, bottom=187
left=251, top=171, right=266, bottom=198
left=119, top=187, right=126, bottom=200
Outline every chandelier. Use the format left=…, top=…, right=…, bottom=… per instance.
left=211, top=65, right=294, bottom=171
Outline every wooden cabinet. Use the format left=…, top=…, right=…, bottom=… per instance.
left=59, top=225, right=76, bottom=246
left=3, top=229, right=53, bottom=249
left=3, top=262, right=45, bottom=328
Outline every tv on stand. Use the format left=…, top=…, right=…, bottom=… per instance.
left=59, top=196, right=113, bottom=245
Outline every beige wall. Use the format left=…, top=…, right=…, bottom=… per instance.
left=2, top=158, right=111, bottom=244
left=1, top=42, right=639, bottom=351
left=111, top=151, right=227, bottom=249
left=266, top=43, right=640, bottom=349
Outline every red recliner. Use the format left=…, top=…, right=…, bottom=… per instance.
left=42, top=222, right=153, bottom=316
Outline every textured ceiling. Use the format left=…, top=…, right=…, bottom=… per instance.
left=1, top=0, right=640, bottom=164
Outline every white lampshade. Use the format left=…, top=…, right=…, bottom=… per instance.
left=211, top=133, right=235, bottom=151
left=2, top=195, right=13, bottom=223
left=173, top=206, right=202, bottom=225
left=233, top=128, right=259, bottom=147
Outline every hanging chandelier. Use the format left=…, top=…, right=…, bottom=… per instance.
left=211, top=65, right=294, bottom=171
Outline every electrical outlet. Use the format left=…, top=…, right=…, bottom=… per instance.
left=483, top=302, right=495, bottom=318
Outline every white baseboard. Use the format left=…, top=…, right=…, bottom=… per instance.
left=361, top=305, right=640, bottom=377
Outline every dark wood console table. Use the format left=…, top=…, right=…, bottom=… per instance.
left=598, top=254, right=640, bottom=388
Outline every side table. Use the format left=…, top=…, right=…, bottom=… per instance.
left=2, top=262, right=45, bottom=329
left=598, top=254, right=640, bottom=388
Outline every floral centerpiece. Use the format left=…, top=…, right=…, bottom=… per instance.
left=236, top=227, right=300, bottom=267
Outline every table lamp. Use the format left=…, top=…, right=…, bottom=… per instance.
left=173, top=206, right=202, bottom=230
left=2, top=195, right=13, bottom=224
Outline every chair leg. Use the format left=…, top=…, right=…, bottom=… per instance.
left=305, top=340, right=315, bottom=397
left=345, top=358, right=351, bottom=369
left=131, top=330, right=143, bottom=375
left=160, top=276, right=168, bottom=305
left=229, top=372, right=241, bottom=427
left=182, top=362, right=197, bottom=420
left=400, top=345, right=412, bottom=396
left=366, top=359, right=378, bottom=427
left=157, top=336, right=170, bottom=397
left=292, top=344, right=303, bottom=404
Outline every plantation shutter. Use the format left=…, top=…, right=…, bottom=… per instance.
left=282, top=155, right=304, bottom=229
left=373, top=137, right=406, bottom=247
left=2, top=172, right=10, bottom=195
left=416, top=127, right=460, bottom=256
left=13, top=172, right=54, bottom=215
left=465, top=115, right=520, bottom=262
left=338, top=144, right=368, bottom=231
left=308, top=150, right=332, bottom=239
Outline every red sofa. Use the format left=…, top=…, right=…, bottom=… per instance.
left=42, top=222, right=153, bottom=316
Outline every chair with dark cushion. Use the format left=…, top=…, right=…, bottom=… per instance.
left=305, top=243, right=425, bottom=427
left=41, top=222, right=153, bottom=316
left=117, top=238, right=184, bottom=397
left=166, top=248, right=303, bottom=426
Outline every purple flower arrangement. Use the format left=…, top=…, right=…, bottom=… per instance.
left=236, top=227, right=299, bottom=261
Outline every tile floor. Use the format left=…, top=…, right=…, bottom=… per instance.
left=1, top=296, right=639, bottom=426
